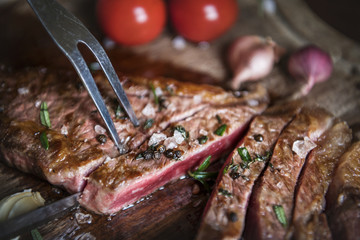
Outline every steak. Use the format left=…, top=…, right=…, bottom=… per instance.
left=0, top=67, right=269, bottom=210
left=326, top=142, right=360, bottom=240
left=243, top=107, right=334, bottom=240
left=287, top=120, right=352, bottom=240
left=196, top=102, right=302, bottom=240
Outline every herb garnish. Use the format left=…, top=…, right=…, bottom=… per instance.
left=31, top=229, right=43, bottom=240
left=115, top=105, right=127, bottom=119
left=188, top=156, right=218, bottom=191
left=218, top=188, right=232, bottom=197
left=144, top=119, right=154, bottom=129
left=174, top=125, right=189, bottom=140
left=214, top=124, right=227, bottom=136
left=238, top=147, right=252, bottom=168
left=254, top=151, right=272, bottom=162
left=150, top=83, right=159, bottom=105
left=40, top=102, right=51, bottom=128
left=273, top=205, right=288, bottom=228
left=216, top=114, right=222, bottom=124
left=198, top=135, right=208, bottom=144
left=40, top=132, right=49, bottom=150
left=223, top=159, right=239, bottom=174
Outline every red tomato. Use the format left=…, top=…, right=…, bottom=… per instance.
left=169, top=0, right=239, bottom=42
left=97, top=0, right=166, bottom=46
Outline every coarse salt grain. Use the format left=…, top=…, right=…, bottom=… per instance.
left=172, top=36, right=186, bottom=50
left=292, top=136, right=317, bottom=159
left=193, top=95, right=202, bottom=104
left=141, top=103, right=156, bottom=117
left=148, top=133, right=167, bottom=146
left=35, top=100, right=42, bottom=108
left=94, top=125, right=106, bottom=134
left=173, top=130, right=185, bottom=144
left=164, top=137, right=177, bottom=149
left=75, top=212, right=93, bottom=224
left=17, top=87, right=29, bottom=95
left=155, top=87, right=163, bottom=96
left=61, top=125, right=68, bottom=135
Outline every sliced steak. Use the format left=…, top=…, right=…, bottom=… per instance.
left=79, top=98, right=268, bottom=214
left=0, top=67, right=268, bottom=201
left=287, top=120, right=352, bottom=239
left=326, top=142, right=360, bottom=240
left=243, top=107, right=334, bottom=240
left=196, top=102, right=302, bottom=240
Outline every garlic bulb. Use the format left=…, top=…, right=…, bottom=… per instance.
left=0, top=190, right=45, bottom=222
left=227, top=35, right=284, bottom=90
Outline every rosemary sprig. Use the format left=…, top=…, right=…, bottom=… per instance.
left=188, top=156, right=217, bottom=191
left=40, top=102, right=51, bottom=128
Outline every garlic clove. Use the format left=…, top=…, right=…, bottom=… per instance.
left=0, top=191, right=45, bottom=222
left=7, top=192, right=45, bottom=220
left=227, top=35, right=284, bottom=90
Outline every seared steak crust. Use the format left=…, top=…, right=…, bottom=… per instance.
left=244, top=107, right=334, bottom=240
left=288, top=120, right=352, bottom=240
left=326, top=142, right=360, bottom=240
left=0, top=68, right=269, bottom=213
left=196, top=102, right=302, bottom=240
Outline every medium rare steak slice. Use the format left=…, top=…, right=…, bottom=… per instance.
left=0, top=67, right=268, bottom=198
left=287, top=120, right=352, bottom=240
left=196, top=102, right=302, bottom=240
left=80, top=100, right=268, bottom=214
left=326, top=142, right=360, bottom=240
left=244, top=107, right=334, bottom=240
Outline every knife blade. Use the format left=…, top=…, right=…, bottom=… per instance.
left=0, top=193, right=80, bottom=239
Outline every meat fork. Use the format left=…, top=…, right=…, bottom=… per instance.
left=27, top=0, right=139, bottom=153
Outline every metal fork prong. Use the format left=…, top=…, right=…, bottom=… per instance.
left=83, top=40, right=139, bottom=127
left=67, top=49, right=127, bottom=153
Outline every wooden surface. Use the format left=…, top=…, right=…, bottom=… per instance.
left=0, top=0, right=359, bottom=239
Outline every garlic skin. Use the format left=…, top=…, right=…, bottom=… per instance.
left=288, top=45, right=333, bottom=95
left=0, top=190, right=45, bottom=222
left=227, top=35, right=284, bottom=90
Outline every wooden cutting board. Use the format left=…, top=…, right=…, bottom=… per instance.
left=0, top=0, right=359, bottom=239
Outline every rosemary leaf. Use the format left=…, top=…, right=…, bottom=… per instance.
left=273, top=205, right=288, bottom=228
left=218, top=188, right=232, bottom=197
left=198, top=135, right=208, bottom=144
left=31, top=229, right=43, bottom=240
left=197, top=155, right=211, bottom=171
left=150, top=83, right=159, bottom=105
left=143, top=119, right=154, bottom=129
left=238, top=147, right=252, bottom=166
left=40, top=132, right=49, bottom=150
left=40, top=102, right=51, bottom=128
left=214, top=124, right=227, bottom=136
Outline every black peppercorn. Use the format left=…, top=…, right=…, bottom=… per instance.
left=164, top=149, right=174, bottom=159
left=229, top=171, right=241, bottom=180
left=143, top=150, right=153, bottom=160
left=174, top=150, right=183, bottom=159
left=96, top=134, right=107, bottom=144
left=156, top=144, right=166, bottom=154
left=153, top=151, right=161, bottom=160
left=253, top=134, right=264, bottom=142
left=228, top=211, right=238, bottom=222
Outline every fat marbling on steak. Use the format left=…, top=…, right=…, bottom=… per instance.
left=0, top=67, right=269, bottom=212
left=326, top=142, right=360, bottom=240
left=196, top=102, right=302, bottom=240
left=243, top=107, right=335, bottom=240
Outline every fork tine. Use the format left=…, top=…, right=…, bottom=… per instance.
left=67, top=49, right=128, bottom=153
left=82, top=39, right=139, bottom=127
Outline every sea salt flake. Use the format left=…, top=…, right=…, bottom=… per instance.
left=74, top=232, right=96, bottom=240
left=164, top=137, right=177, bottom=149
left=292, top=136, right=317, bottom=158
left=141, top=103, right=156, bottom=117
left=155, top=87, right=163, bottom=96
left=75, top=212, right=93, bottom=224
left=193, top=95, right=202, bottom=104
left=199, top=129, right=208, bottom=136
left=17, top=87, right=29, bottom=95
left=94, top=125, right=106, bottom=134
left=148, top=133, right=167, bottom=146
left=173, top=130, right=185, bottom=144
left=61, top=125, right=68, bottom=135
left=35, top=100, right=42, bottom=108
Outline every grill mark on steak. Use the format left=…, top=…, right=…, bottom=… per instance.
left=196, top=102, right=302, bottom=240
left=79, top=100, right=268, bottom=214
left=286, top=120, right=352, bottom=240
left=0, top=67, right=269, bottom=210
left=326, top=142, right=360, bottom=240
left=243, top=107, right=334, bottom=240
